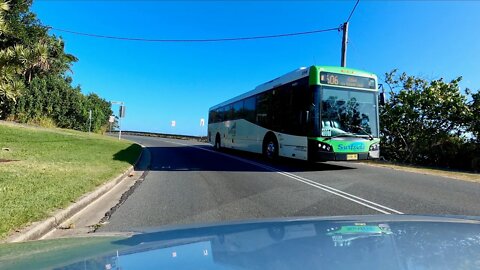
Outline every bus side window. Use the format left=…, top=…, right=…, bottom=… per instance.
left=233, top=101, right=243, bottom=120
left=256, top=92, right=272, bottom=129
left=243, top=96, right=256, bottom=123
left=215, top=108, right=223, bottom=122
left=221, top=107, right=227, bottom=121
left=221, top=105, right=233, bottom=121
left=209, top=110, right=216, bottom=123
left=230, top=105, right=235, bottom=120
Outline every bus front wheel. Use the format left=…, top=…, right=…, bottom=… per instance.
left=263, top=134, right=278, bottom=160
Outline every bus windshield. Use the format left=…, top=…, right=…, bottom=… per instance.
left=320, top=87, right=378, bottom=137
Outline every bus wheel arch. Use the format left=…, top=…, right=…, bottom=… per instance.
left=263, top=132, right=279, bottom=159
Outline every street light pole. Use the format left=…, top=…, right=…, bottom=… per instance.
left=119, top=117, right=122, bottom=140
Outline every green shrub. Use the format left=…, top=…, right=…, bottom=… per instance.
left=27, top=116, right=57, bottom=128
left=380, top=70, right=478, bottom=171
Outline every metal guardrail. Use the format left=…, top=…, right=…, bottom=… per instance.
left=109, top=130, right=209, bottom=142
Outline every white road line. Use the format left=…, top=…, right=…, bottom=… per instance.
left=280, top=171, right=404, bottom=215
left=158, top=139, right=404, bottom=215
left=276, top=172, right=392, bottom=214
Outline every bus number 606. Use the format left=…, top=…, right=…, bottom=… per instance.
left=327, top=75, right=339, bottom=85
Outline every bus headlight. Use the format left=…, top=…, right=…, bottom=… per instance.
left=369, top=143, right=380, bottom=158
left=318, top=142, right=333, bottom=152
left=369, top=143, right=379, bottom=151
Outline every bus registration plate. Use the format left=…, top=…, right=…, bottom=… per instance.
left=346, top=154, right=358, bottom=160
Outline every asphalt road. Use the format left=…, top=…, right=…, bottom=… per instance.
left=100, top=135, right=480, bottom=232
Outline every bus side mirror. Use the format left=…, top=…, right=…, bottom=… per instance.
left=379, top=92, right=386, bottom=106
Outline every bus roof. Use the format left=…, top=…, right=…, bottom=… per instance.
left=209, top=65, right=377, bottom=111
left=314, top=66, right=377, bottom=78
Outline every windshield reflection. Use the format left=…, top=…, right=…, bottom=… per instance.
left=48, top=218, right=480, bottom=270
left=320, top=87, right=378, bottom=137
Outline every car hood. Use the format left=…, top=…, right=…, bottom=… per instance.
left=1, top=215, right=480, bottom=270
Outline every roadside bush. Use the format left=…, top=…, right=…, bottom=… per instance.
left=8, top=75, right=112, bottom=132
left=380, top=70, right=479, bottom=171
left=98, top=124, right=109, bottom=135
left=27, top=116, right=57, bottom=128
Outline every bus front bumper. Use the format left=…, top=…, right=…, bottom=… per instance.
left=311, top=151, right=379, bottom=161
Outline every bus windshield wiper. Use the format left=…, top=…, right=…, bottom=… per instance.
left=348, top=125, right=374, bottom=140
left=326, top=129, right=373, bottom=141
left=324, top=133, right=357, bottom=140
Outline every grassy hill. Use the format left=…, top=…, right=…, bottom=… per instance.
left=0, top=122, right=142, bottom=239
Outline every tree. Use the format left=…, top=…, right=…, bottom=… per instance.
left=22, top=42, right=50, bottom=83
left=380, top=70, right=475, bottom=170
left=467, top=90, right=480, bottom=142
left=0, top=0, right=111, bottom=133
left=0, top=0, right=9, bottom=35
left=0, top=43, right=27, bottom=117
left=85, top=93, right=113, bottom=132
left=0, top=0, right=47, bottom=49
left=46, top=36, right=78, bottom=75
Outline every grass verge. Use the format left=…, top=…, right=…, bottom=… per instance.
left=0, top=123, right=142, bottom=239
left=358, top=160, right=480, bottom=183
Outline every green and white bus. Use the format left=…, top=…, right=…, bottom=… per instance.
left=208, top=66, right=381, bottom=161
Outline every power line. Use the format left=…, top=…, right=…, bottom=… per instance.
left=346, top=0, right=360, bottom=22
left=47, top=26, right=341, bottom=43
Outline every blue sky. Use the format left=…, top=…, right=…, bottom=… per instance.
left=32, top=1, right=480, bottom=135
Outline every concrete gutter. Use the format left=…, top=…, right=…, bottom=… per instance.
left=4, top=145, right=146, bottom=243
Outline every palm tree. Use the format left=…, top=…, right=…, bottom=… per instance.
left=21, top=42, right=50, bottom=83
left=0, top=0, right=26, bottom=118
left=48, top=37, right=78, bottom=75
left=0, top=75, right=24, bottom=102
left=0, top=0, right=9, bottom=35
left=0, top=46, right=25, bottom=117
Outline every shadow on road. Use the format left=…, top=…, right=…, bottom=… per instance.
left=113, top=143, right=144, bottom=167
left=144, top=144, right=356, bottom=173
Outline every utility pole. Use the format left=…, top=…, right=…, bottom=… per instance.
left=340, top=22, right=349, bottom=67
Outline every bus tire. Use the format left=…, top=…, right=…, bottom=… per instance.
left=263, top=133, right=278, bottom=160
left=214, top=133, right=221, bottom=150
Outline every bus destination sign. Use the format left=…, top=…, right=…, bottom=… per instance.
left=320, top=72, right=376, bottom=89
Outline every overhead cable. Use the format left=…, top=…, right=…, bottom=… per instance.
left=346, top=0, right=360, bottom=22
left=47, top=26, right=341, bottom=43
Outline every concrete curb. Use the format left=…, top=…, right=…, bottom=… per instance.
left=6, top=144, right=145, bottom=243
